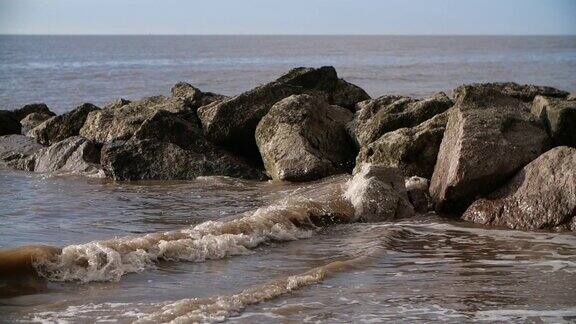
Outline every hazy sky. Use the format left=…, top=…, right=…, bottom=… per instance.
left=0, top=0, right=575, bottom=35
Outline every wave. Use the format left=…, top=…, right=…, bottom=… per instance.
left=136, top=227, right=405, bottom=323
left=31, top=176, right=355, bottom=282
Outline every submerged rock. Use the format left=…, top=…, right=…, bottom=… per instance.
left=463, top=146, right=576, bottom=231
left=351, top=92, right=453, bottom=148
left=101, top=139, right=266, bottom=181
left=453, top=82, right=569, bottom=103
left=430, top=84, right=550, bottom=213
left=198, top=66, right=356, bottom=158
left=0, top=111, right=21, bottom=136
left=355, top=111, right=448, bottom=178
left=12, top=103, right=55, bottom=121
left=344, top=164, right=414, bottom=222
left=405, top=176, right=432, bottom=213
left=531, top=95, right=576, bottom=147
left=20, top=112, right=53, bottom=134
left=32, top=136, right=103, bottom=176
left=171, top=82, right=227, bottom=110
left=0, top=134, right=43, bottom=170
left=80, top=96, right=190, bottom=143
left=256, top=94, right=355, bottom=182
left=29, top=103, right=100, bottom=145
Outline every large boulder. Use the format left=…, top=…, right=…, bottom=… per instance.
left=11, top=103, right=55, bottom=121
left=101, top=139, right=265, bottom=181
left=0, top=134, right=43, bottom=170
left=351, top=92, right=453, bottom=148
left=344, top=164, right=414, bottom=222
left=197, top=66, right=343, bottom=158
left=531, top=95, right=576, bottom=147
left=332, top=78, right=370, bottom=110
left=20, top=112, right=53, bottom=134
left=430, top=85, right=550, bottom=213
left=355, top=111, right=448, bottom=178
left=171, top=82, right=227, bottom=110
left=29, top=103, right=100, bottom=145
left=0, top=111, right=21, bottom=136
left=453, top=82, right=569, bottom=103
left=80, top=96, right=190, bottom=143
left=100, top=110, right=266, bottom=181
left=32, top=136, right=103, bottom=176
left=255, top=94, right=355, bottom=182
left=463, top=147, right=576, bottom=231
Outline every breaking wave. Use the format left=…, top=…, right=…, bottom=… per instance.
left=32, top=176, right=356, bottom=282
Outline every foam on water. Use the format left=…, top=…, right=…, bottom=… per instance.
left=32, top=176, right=355, bottom=282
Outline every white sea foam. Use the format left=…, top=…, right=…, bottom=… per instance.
left=35, top=176, right=355, bottom=282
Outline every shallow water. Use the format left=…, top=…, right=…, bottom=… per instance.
left=1, top=35, right=575, bottom=113
left=1, top=168, right=575, bottom=323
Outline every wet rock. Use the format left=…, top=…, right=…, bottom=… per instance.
left=101, top=139, right=266, bottom=181
left=430, top=84, right=550, bottom=213
left=255, top=94, right=355, bottom=182
left=80, top=96, right=190, bottom=143
left=405, top=176, right=432, bottom=213
left=0, top=134, right=43, bottom=170
left=32, top=136, right=103, bottom=176
left=463, top=146, right=576, bottom=231
left=131, top=110, right=205, bottom=148
left=29, top=103, right=100, bottom=145
left=102, top=98, right=131, bottom=110
left=20, top=112, right=53, bottom=134
left=355, top=111, right=448, bottom=178
left=453, top=82, right=569, bottom=103
left=531, top=95, right=576, bottom=147
left=197, top=66, right=340, bottom=158
left=351, top=92, right=453, bottom=148
left=331, top=78, right=370, bottom=110
left=12, top=103, right=55, bottom=121
left=0, top=111, right=21, bottom=136
left=344, top=164, right=414, bottom=222
left=171, top=82, right=227, bottom=110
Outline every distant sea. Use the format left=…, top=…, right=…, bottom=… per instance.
left=0, top=35, right=575, bottom=113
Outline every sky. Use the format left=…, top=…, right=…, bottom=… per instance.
left=0, top=0, right=575, bottom=35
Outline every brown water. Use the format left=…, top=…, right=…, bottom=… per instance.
left=1, top=167, right=576, bottom=323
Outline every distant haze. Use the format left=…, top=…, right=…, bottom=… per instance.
left=0, top=0, right=575, bottom=35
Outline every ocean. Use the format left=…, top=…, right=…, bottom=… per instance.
left=0, top=35, right=575, bottom=113
left=1, top=36, right=576, bottom=323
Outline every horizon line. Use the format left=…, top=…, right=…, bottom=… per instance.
left=1, top=33, right=575, bottom=37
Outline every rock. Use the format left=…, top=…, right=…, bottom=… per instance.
left=405, top=176, right=432, bottom=213
left=568, top=93, right=576, bottom=101
left=331, top=78, right=370, bottom=110
left=430, top=84, right=550, bottom=213
left=255, top=94, right=355, bottom=182
left=197, top=66, right=340, bottom=158
left=31, top=136, right=103, bottom=176
left=351, top=92, right=453, bottom=147
left=12, top=103, right=55, bottom=121
left=102, top=98, right=131, bottom=110
left=453, top=82, right=569, bottom=103
left=80, top=96, right=190, bottom=143
left=101, top=139, right=266, bottom=181
left=531, top=95, right=576, bottom=147
left=463, top=146, right=576, bottom=231
left=0, top=111, right=21, bottom=136
left=171, top=82, right=227, bottom=110
left=344, top=164, right=414, bottom=222
left=0, top=134, right=43, bottom=170
left=20, top=112, right=53, bottom=134
left=131, top=110, right=205, bottom=149
left=355, top=111, right=448, bottom=178
left=29, top=103, right=100, bottom=145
